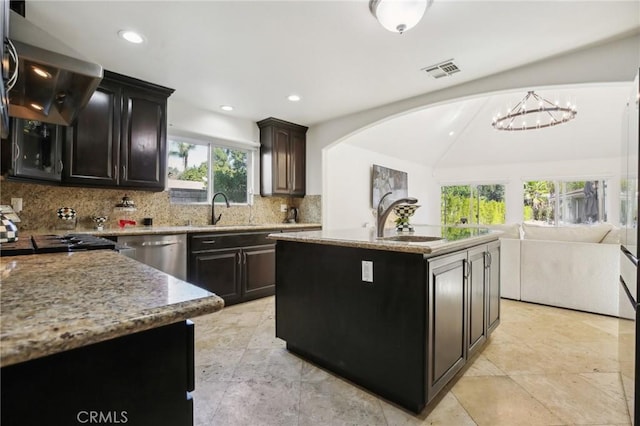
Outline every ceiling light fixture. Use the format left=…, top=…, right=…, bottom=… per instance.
left=369, top=0, right=433, bottom=34
left=287, top=94, right=301, bottom=102
left=492, top=91, right=577, bottom=131
left=30, top=103, right=44, bottom=111
left=220, top=105, right=234, bottom=111
left=118, top=30, right=144, bottom=44
left=31, top=65, right=52, bottom=79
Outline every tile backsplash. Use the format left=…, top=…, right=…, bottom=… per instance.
left=1, top=180, right=321, bottom=231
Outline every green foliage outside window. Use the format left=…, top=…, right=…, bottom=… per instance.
left=441, top=184, right=506, bottom=225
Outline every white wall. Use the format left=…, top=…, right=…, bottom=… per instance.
left=433, top=157, right=621, bottom=225
left=324, top=143, right=438, bottom=230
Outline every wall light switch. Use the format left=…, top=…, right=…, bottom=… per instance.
left=362, top=261, right=373, bottom=283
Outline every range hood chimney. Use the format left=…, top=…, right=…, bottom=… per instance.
left=8, top=10, right=103, bottom=126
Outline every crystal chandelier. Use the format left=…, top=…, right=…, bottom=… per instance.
left=492, top=91, right=577, bottom=131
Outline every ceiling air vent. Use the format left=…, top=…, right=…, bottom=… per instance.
left=422, top=59, right=460, bottom=79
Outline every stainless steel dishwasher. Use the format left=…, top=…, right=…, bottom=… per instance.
left=118, top=234, right=187, bottom=281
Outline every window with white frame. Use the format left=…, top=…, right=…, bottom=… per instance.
left=167, top=136, right=252, bottom=204
left=523, top=179, right=608, bottom=225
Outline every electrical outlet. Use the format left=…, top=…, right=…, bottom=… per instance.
left=362, top=261, right=373, bottom=283
left=280, top=204, right=288, bottom=212
left=11, top=198, right=22, bottom=212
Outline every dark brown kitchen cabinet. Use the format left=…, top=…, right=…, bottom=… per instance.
left=10, top=118, right=63, bottom=181
left=64, top=70, right=174, bottom=190
left=258, top=117, right=307, bottom=197
left=467, top=245, right=487, bottom=358
left=188, top=232, right=277, bottom=306
left=426, top=250, right=467, bottom=402
left=487, top=240, right=501, bottom=333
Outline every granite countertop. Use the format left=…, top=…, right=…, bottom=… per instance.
left=27, top=223, right=322, bottom=237
left=0, top=250, right=224, bottom=367
left=269, top=225, right=502, bottom=256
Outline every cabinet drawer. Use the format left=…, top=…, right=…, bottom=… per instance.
left=190, top=231, right=277, bottom=252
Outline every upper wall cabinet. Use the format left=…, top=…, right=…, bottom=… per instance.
left=64, top=70, right=174, bottom=191
left=258, top=117, right=307, bottom=197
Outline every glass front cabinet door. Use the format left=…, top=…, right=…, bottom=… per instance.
left=11, top=118, right=63, bottom=181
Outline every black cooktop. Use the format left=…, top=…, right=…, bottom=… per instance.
left=0, top=234, right=116, bottom=256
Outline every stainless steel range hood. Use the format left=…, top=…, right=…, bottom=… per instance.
left=8, top=10, right=103, bottom=126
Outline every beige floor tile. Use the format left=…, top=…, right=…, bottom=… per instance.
left=231, top=347, right=303, bottom=383
left=510, top=374, right=630, bottom=425
left=193, top=380, right=231, bottom=426
left=451, top=376, right=565, bottom=426
left=195, top=347, right=245, bottom=380
left=212, top=380, right=301, bottom=426
left=463, top=354, right=506, bottom=377
left=193, top=296, right=633, bottom=426
left=298, top=375, right=387, bottom=426
left=380, top=392, right=477, bottom=426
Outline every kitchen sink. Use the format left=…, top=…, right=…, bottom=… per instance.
left=380, top=235, right=444, bottom=242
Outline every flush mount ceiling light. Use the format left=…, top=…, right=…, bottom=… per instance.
left=118, top=30, right=144, bottom=44
left=287, top=94, right=301, bottom=102
left=220, top=105, right=234, bottom=111
left=369, top=0, right=433, bottom=34
left=492, top=91, right=577, bottom=131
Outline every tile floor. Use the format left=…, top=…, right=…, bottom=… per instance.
left=191, top=297, right=632, bottom=426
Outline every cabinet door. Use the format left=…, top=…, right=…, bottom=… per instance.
left=120, top=87, right=166, bottom=189
left=64, top=81, right=120, bottom=186
left=190, top=249, right=241, bottom=304
left=12, top=118, right=62, bottom=181
left=273, top=128, right=290, bottom=194
left=467, top=245, right=487, bottom=358
left=243, top=244, right=276, bottom=300
left=427, top=251, right=467, bottom=402
left=487, top=241, right=501, bottom=333
left=290, top=131, right=306, bottom=196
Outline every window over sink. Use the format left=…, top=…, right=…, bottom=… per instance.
left=167, top=135, right=254, bottom=204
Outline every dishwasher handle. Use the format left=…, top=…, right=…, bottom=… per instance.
left=139, top=241, right=180, bottom=247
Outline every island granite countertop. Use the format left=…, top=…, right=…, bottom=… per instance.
left=268, top=225, right=502, bottom=256
left=0, top=250, right=224, bottom=367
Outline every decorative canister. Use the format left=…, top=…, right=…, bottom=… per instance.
left=393, top=204, right=421, bottom=232
left=56, top=207, right=77, bottom=230
left=92, top=216, right=108, bottom=231
left=0, top=213, right=18, bottom=242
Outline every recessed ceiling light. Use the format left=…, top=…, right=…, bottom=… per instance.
left=449, top=131, right=455, bottom=136
left=31, top=66, right=52, bottom=79
left=220, top=105, right=234, bottom=111
left=118, top=30, right=144, bottom=44
left=287, top=94, right=301, bottom=102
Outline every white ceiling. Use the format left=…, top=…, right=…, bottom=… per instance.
left=22, top=0, right=640, bottom=128
left=344, top=84, right=633, bottom=167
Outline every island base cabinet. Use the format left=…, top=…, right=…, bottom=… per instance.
left=1, top=321, right=195, bottom=426
left=276, top=241, right=428, bottom=413
left=426, top=251, right=467, bottom=402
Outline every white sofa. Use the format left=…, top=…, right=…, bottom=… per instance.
left=498, top=223, right=620, bottom=317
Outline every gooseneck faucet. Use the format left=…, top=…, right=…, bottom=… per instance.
left=376, top=191, right=418, bottom=238
left=211, top=192, right=230, bottom=225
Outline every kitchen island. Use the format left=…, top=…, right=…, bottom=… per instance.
left=0, top=250, right=224, bottom=426
left=270, top=225, right=501, bottom=413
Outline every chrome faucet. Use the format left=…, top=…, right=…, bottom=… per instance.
left=211, top=192, right=230, bottom=225
left=376, top=191, right=418, bottom=238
